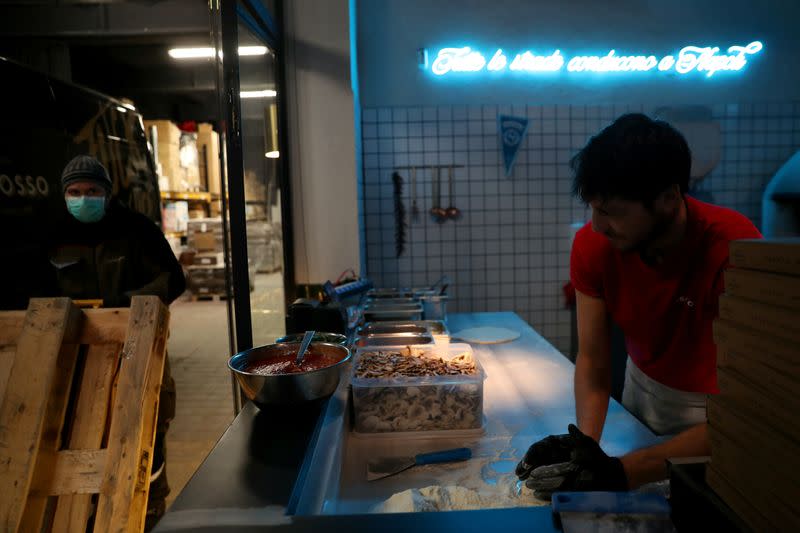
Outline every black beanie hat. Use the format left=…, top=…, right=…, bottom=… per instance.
left=61, top=155, right=113, bottom=193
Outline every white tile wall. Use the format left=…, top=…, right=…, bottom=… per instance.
left=361, top=103, right=800, bottom=354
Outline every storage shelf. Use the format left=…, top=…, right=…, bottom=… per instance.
left=164, top=231, right=186, bottom=238
left=161, top=191, right=214, bottom=202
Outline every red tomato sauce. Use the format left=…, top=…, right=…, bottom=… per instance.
left=245, top=350, right=343, bottom=375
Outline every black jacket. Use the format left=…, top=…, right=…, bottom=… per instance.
left=48, top=201, right=186, bottom=307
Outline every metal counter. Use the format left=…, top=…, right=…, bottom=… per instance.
left=156, top=312, right=662, bottom=531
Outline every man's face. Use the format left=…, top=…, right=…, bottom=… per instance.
left=589, top=195, right=674, bottom=252
left=64, top=180, right=106, bottom=199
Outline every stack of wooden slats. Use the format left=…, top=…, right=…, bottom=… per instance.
left=708, top=238, right=800, bottom=531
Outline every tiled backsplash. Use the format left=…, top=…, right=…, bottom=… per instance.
left=361, top=103, right=800, bottom=354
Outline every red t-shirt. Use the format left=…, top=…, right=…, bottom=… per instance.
left=570, top=196, right=761, bottom=393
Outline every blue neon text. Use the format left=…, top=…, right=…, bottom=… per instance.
left=430, top=41, right=763, bottom=77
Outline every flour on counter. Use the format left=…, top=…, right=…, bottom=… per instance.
left=377, top=482, right=546, bottom=513
left=375, top=435, right=548, bottom=513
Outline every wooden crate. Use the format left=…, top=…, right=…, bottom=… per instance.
left=0, top=296, right=169, bottom=533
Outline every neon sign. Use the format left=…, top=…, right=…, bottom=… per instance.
left=430, top=41, right=763, bottom=77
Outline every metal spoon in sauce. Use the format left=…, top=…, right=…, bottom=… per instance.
left=294, top=330, right=316, bottom=367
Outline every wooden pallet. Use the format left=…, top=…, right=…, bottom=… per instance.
left=0, top=296, right=169, bottom=533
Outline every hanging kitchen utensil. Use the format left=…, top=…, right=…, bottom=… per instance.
left=367, top=447, right=472, bottom=481
left=429, top=167, right=439, bottom=222
left=410, top=166, right=420, bottom=222
left=392, top=172, right=407, bottom=257
left=430, top=166, right=447, bottom=223
left=445, top=165, right=461, bottom=220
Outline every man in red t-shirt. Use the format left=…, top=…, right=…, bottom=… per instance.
left=515, top=114, right=761, bottom=499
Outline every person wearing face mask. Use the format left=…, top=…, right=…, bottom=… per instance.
left=515, top=114, right=762, bottom=500
left=50, top=154, right=185, bottom=530
left=53, top=154, right=186, bottom=306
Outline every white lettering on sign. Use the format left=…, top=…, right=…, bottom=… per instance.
left=567, top=51, right=657, bottom=72
left=0, top=174, right=50, bottom=198
left=675, top=41, right=763, bottom=77
left=510, top=50, right=564, bottom=72
left=429, top=41, right=763, bottom=77
left=431, top=47, right=487, bottom=75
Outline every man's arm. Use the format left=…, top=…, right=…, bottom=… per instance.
left=621, top=423, right=710, bottom=488
left=127, top=216, right=187, bottom=305
left=574, top=289, right=613, bottom=441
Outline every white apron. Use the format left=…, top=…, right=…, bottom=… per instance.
left=621, top=357, right=708, bottom=436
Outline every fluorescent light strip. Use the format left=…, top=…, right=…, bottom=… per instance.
left=239, top=46, right=268, bottom=56
left=169, top=47, right=214, bottom=59
left=168, top=46, right=268, bottom=59
left=241, top=90, right=277, bottom=98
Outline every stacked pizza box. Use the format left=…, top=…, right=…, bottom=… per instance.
left=708, top=238, right=800, bottom=531
left=186, top=218, right=227, bottom=296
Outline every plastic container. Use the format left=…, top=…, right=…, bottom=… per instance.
left=420, top=294, right=448, bottom=321
left=351, top=344, right=484, bottom=434
left=354, top=332, right=434, bottom=347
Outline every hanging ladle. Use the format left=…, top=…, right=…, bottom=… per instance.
left=430, top=167, right=447, bottom=223
left=445, top=165, right=461, bottom=220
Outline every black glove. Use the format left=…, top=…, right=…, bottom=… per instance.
left=515, top=432, right=573, bottom=480
left=524, top=424, right=628, bottom=500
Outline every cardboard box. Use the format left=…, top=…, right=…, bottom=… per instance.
left=162, top=201, right=189, bottom=233
left=156, top=144, right=183, bottom=191
left=244, top=170, right=266, bottom=201
left=713, top=319, right=798, bottom=377
left=191, top=232, right=220, bottom=252
left=707, top=395, right=800, bottom=474
left=197, top=124, right=221, bottom=195
left=144, top=119, right=181, bottom=146
left=729, top=238, right=800, bottom=276
left=708, top=427, right=800, bottom=528
left=709, top=426, right=800, bottom=497
left=193, top=252, right=225, bottom=266
left=180, top=132, right=201, bottom=191
left=724, top=267, right=800, bottom=310
left=705, top=465, right=779, bottom=533
left=714, top=369, right=800, bottom=445
left=718, top=294, right=800, bottom=344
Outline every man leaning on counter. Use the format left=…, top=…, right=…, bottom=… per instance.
left=516, top=114, right=762, bottom=499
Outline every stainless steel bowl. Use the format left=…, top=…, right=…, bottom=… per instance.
left=275, top=332, right=348, bottom=346
left=228, top=342, right=351, bottom=408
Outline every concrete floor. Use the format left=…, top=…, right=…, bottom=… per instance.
left=164, top=272, right=285, bottom=507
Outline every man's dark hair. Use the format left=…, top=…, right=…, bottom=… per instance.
left=571, top=113, right=691, bottom=206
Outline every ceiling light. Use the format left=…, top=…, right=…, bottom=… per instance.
left=169, top=47, right=214, bottom=59
left=265, top=151, right=280, bottom=158
left=168, top=46, right=269, bottom=59
left=241, top=89, right=277, bottom=98
left=239, top=46, right=268, bottom=56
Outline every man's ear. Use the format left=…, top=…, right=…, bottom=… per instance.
left=655, top=184, right=681, bottom=211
